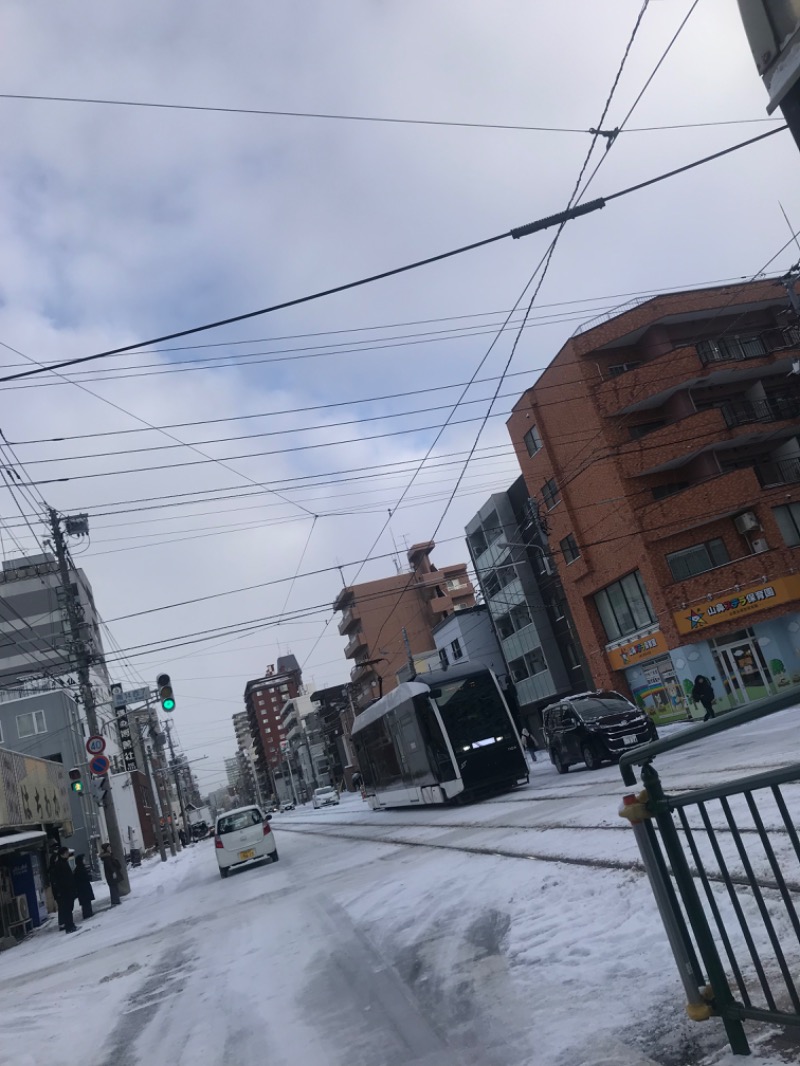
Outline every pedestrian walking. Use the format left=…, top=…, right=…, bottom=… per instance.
left=48, top=844, right=64, bottom=929
left=521, top=727, right=538, bottom=764
left=692, top=675, right=716, bottom=721
left=178, top=828, right=187, bottom=847
left=50, top=847, right=77, bottom=933
left=100, top=843, right=123, bottom=906
left=73, top=854, right=95, bottom=920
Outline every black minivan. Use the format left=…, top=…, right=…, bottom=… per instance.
left=542, top=691, right=657, bottom=773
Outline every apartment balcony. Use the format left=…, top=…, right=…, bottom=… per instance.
left=619, top=408, right=723, bottom=478
left=430, top=595, right=454, bottom=615
left=344, top=629, right=367, bottom=659
left=595, top=329, right=800, bottom=417
left=696, top=325, right=800, bottom=367
left=638, top=467, right=764, bottom=543
left=337, top=606, right=360, bottom=635
left=666, top=548, right=786, bottom=613
left=721, top=395, right=800, bottom=429
left=756, top=455, right=800, bottom=488
left=350, top=661, right=376, bottom=684
left=620, top=402, right=800, bottom=479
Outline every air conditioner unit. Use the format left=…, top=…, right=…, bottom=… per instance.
left=13, top=895, right=29, bottom=923
left=751, top=538, right=769, bottom=554
left=734, top=512, right=760, bottom=534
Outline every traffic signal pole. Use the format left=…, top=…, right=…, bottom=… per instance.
left=49, top=509, right=130, bottom=895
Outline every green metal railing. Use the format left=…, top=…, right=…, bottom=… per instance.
left=619, top=690, right=800, bottom=1056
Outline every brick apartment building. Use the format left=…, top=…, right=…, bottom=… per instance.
left=243, top=654, right=302, bottom=801
left=507, top=279, right=800, bottom=717
left=334, top=541, right=475, bottom=709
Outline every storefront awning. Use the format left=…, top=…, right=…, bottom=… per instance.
left=0, top=831, right=47, bottom=855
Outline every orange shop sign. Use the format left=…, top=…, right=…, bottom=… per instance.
left=607, top=630, right=669, bottom=670
left=673, top=574, right=800, bottom=636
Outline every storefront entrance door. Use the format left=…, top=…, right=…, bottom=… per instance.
left=713, top=632, right=773, bottom=705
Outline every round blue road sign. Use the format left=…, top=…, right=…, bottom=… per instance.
left=89, top=754, right=110, bottom=776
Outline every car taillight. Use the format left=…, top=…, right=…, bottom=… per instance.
left=214, top=835, right=223, bottom=849
left=263, top=822, right=271, bottom=836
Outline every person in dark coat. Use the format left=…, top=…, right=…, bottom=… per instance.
left=100, top=843, right=122, bottom=906
left=51, top=847, right=77, bottom=933
left=73, top=854, right=95, bottom=919
left=692, top=675, right=716, bottom=721
left=48, top=845, right=64, bottom=928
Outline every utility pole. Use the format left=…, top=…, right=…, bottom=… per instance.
left=150, top=745, right=178, bottom=856
left=132, top=710, right=168, bottom=863
left=166, top=719, right=190, bottom=842
left=738, top=2, right=800, bottom=150
left=401, top=627, right=415, bottom=679
left=49, top=509, right=130, bottom=895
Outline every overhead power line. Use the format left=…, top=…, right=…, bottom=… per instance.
left=0, top=123, right=787, bottom=387
left=0, top=90, right=784, bottom=136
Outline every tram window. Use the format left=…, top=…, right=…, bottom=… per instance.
left=431, top=674, right=511, bottom=753
left=414, top=694, right=457, bottom=782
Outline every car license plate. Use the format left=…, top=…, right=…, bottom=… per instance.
left=239, top=849, right=256, bottom=860
left=623, top=735, right=638, bottom=746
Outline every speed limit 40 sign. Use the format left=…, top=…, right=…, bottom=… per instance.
left=85, top=735, right=106, bottom=756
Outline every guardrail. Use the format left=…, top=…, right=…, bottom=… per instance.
left=618, top=690, right=800, bottom=1056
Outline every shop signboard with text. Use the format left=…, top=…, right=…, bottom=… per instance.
left=674, top=575, right=800, bottom=636
left=607, top=630, right=670, bottom=671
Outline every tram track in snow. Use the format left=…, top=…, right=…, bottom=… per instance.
left=278, top=820, right=800, bottom=895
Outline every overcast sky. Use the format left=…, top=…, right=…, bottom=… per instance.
left=0, top=0, right=798, bottom=793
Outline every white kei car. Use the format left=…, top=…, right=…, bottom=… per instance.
left=312, top=786, right=340, bottom=809
left=214, top=805, right=278, bottom=878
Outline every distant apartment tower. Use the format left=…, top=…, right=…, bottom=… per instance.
left=0, top=552, right=107, bottom=686
left=334, top=541, right=475, bottom=709
left=506, top=279, right=800, bottom=715
left=243, top=654, right=302, bottom=800
left=466, top=478, right=589, bottom=729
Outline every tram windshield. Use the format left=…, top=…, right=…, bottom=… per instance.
left=431, top=674, right=512, bottom=751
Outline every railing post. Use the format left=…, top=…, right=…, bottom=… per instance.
left=641, top=763, right=751, bottom=1057
left=620, top=790, right=708, bottom=1016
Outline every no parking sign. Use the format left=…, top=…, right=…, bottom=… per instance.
left=89, top=754, right=110, bottom=776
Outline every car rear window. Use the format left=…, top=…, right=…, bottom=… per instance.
left=217, top=809, right=262, bottom=834
left=572, top=698, right=635, bottom=720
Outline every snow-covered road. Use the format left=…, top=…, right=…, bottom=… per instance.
left=3, top=708, right=799, bottom=1066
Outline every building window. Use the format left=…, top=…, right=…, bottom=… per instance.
left=774, top=503, right=800, bottom=547
left=468, top=529, right=487, bottom=557
left=508, top=648, right=547, bottom=683
left=496, top=613, right=514, bottom=640
left=607, top=361, right=642, bottom=377
left=666, top=539, right=730, bottom=582
left=651, top=482, right=689, bottom=501
left=438, top=648, right=448, bottom=668
left=17, top=710, right=47, bottom=738
left=541, top=478, right=560, bottom=510
left=510, top=603, right=532, bottom=632
left=594, top=571, right=657, bottom=642
left=450, top=639, right=463, bottom=661
left=560, top=534, right=580, bottom=564
left=483, top=570, right=501, bottom=598
left=524, top=424, right=542, bottom=456
left=445, top=577, right=463, bottom=591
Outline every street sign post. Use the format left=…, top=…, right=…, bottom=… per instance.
left=111, top=685, right=151, bottom=709
left=89, top=754, right=111, bottom=776
left=85, top=735, right=106, bottom=756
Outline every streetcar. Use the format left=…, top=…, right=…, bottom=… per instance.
left=351, top=662, right=528, bottom=809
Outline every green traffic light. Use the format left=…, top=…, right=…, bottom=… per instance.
left=162, top=697, right=175, bottom=711
left=71, top=781, right=84, bottom=793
